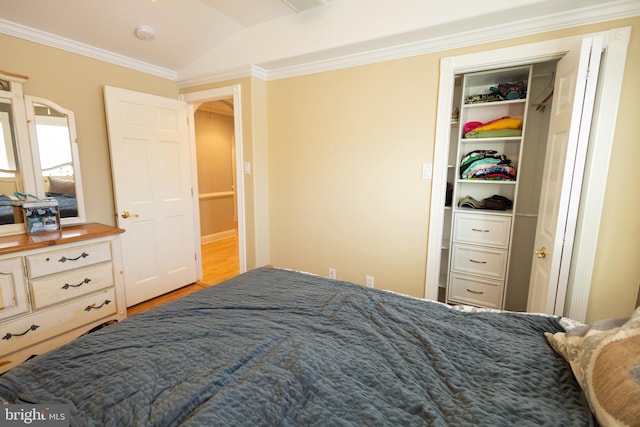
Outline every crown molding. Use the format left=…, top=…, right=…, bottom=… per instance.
left=259, top=0, right=640, bottom=81
left=175, top=0, right=639, bottom=86
left=2, top=0, right=638, bottom=87
left=0, top=19, right=177, bottom=80
left=176, top=65, right=267, bottom=89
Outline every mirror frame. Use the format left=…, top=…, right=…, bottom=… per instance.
left=0, top=70, right=86, bottom=234
left=24, top=96, right=86, bottom=226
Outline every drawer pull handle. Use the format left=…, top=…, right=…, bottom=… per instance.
left=466, top=289, right=484, bottom=295
left=469, top=259, right=487, bottom=264
left=61, top=278, right=92, bottom=289
left=2, top=324, right=39, bottom=341
left=471, top=228, right=489, bottom=233
left=84, top=300, right=111, bottom=312
left=59, top=252, right=89, bottom=263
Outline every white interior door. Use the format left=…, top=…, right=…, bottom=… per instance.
left=527, top=38, right=601, bottom=314
left=104, top=86, right=198, bottom=307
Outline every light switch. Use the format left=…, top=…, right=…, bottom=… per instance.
left=243, top=161, right=251, bottom=174
left=422, top=163, right=432, bottom=180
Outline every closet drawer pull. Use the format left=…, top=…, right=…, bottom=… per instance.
left=469, top=259, right=487, bottom=264
left=58, top=252, right=89, bottom=263
left=2, top=324, right=39, bottom=340
left=61, top=278, right=92, bottom=290
left=84, top=300, right=111, bottom=312
left=471, top=228, right=489, bottom=232
left=466, top=289, right=484, bottom=295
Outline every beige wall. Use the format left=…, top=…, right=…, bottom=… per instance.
left=194, top=110, right=236, bottom=238
left=3, top=15, right=638, bottom=323
left=1, top=34, right=179, bottom=226
left=266, top=17, right=640, bottom=322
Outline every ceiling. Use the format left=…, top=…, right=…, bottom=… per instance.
left=0, top=0, right=638, bottom=84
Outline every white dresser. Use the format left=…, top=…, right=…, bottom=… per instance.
left=0, top=224, right=126, bottom=373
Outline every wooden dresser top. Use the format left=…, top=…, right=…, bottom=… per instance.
left=0, top=223, right=124, bottom=255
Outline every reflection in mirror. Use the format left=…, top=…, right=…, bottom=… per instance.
left=28, top=99, right=83, bottom=223
left=0, top=95, right=22, bottom=225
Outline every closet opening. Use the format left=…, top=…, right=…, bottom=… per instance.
left=438, top=60, right=559, bottom=312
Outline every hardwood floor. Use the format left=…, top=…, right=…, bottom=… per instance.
left=127, top=233, right=239, bottom=317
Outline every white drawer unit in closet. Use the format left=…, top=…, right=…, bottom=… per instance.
left=452, top=213, right=511, bottom=249
left=0, top=223, right=126, bottom=373
left=448, top=273, right=502, bottom=309
left=450, top=244, right=508, bottom=280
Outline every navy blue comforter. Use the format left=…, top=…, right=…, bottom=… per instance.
left=0, top=267, right=594, bottom=426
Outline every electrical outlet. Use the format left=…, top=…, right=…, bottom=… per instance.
left=328, top=268, right=336, bottom=279
left=365, top=275, right=374, bottom=288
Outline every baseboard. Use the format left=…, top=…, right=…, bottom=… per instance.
left=201, top=229, right=236, bottom=245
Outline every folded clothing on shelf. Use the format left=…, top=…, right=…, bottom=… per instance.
left=457, top=194, right=513, bottom=211
left=459, top=149, right=517, bottom=181
left=463, top=116, right=523, bottom=138
left=464, top=80, right=527, bottom=104
left=458, top=195, right=484, bottom=209
left=490, top=80, right=527, bottom=100
left=483, top=194, right=513, bottom=210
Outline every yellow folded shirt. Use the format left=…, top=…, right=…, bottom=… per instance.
left=474, top=117, right=522, bottom=132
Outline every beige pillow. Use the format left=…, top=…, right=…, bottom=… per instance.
left=545, top=307, right=640, bottom=427
left=47, top=176, right=75, bottom=195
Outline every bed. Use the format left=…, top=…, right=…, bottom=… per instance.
left=0, top=267, right=637, bottom=426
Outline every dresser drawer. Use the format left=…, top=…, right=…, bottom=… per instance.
left=26, top=242, right=112, bottom=279
left=0, top=288, right=116, bottom=355
left=448, top=274, right=502, bottom=308
left=453, top=213, right=512, bottom=248
left=451, top=244, right=508, bottom=280
left=30, top=263, right=114, bottom=309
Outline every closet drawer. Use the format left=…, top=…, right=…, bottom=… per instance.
left=26, top=242, right=112, bottom=279
left=450, top=244, right=508, bottom=280
left=0, top=288, right=116, bottom=355
left=453, top=213, right=511, bottom=248
left=30, top=263, right=114, bottom=309
left=448, top=274, right=502, bottom=308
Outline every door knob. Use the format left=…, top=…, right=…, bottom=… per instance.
left=534, top=247, right=547, bottom=259
left=121, top=211, right=139, bottom=219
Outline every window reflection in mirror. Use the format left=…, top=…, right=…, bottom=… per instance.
left=0, top=95, right=22, bottom=225
left=30, top=101, right=79, bottom=220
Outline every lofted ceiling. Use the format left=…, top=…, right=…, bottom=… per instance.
left=0, top=0, right=638, bottom=85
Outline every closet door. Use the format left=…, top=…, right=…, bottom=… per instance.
left=527, top=38, right=602, bottom=315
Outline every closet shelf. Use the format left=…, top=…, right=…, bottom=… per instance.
left=463, top=98, right=527, bottom=108
left=460, top=137, right=522, bottom=143
left=457, top=179, right=517, bottom=185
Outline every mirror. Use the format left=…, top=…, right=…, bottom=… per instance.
left=25, top=96, right=85, bottom=225
left=0, top=71, right=86, bottom=234
left=0, top=92, right=23, bottom=225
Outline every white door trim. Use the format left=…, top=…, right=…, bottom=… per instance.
left=425, top=26, right=630, bottom=322
left=181, top=85, right=247, bottom=275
